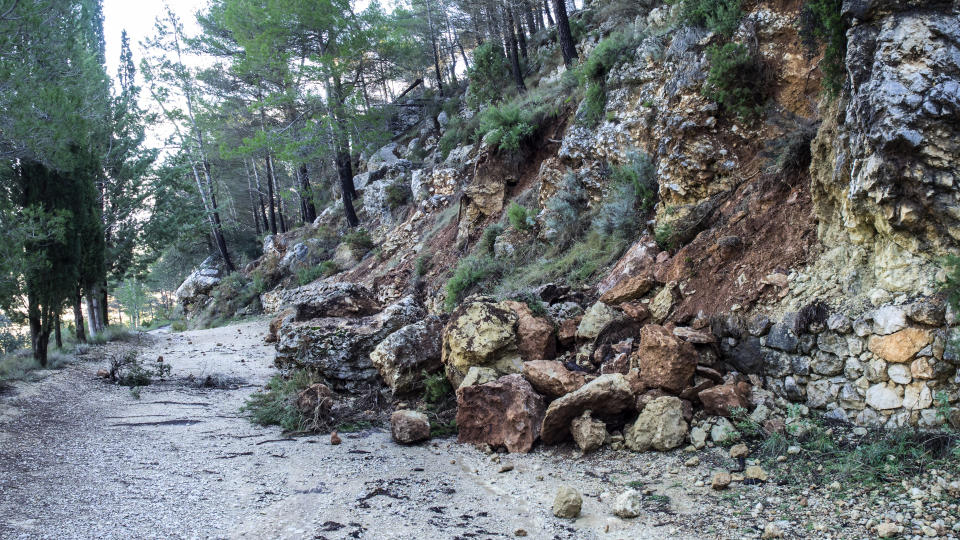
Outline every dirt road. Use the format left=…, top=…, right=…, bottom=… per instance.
left=0, top=320, right=711, bottom=539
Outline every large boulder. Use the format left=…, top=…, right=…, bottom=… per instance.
left=502, top=301, right=557, bottom=360
left=632, top=325, right=698, bottom=393
left=597, top=238, right=659, bottom=300
left=698, top=382, right=751, bottom=417
left=540, top=374, right=634, bottom=444
left=868, top=328, right=934, bottom=363
left=455, top=374, right=546, bottom=453
left=521, top=360, right=586, bottom=398
left=624, top=396, right=688, bottom=452
left=261, top=281, right=379, bottom=318
left=274, top=296, right=425, bottom=392
left=370, top=316, right=445, bottom=395
left=441, top=300, right=521, bottom=387
left=174, top=256, right=222, bottom=306
left=390, top=410, right=431, bottom=444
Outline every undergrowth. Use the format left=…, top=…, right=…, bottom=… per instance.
left=799, top=0, right=847, bottom=96
left=242, top=371, right=317, bottom=432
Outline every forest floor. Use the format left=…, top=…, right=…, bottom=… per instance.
left=0, top=320, right=918, bottom=540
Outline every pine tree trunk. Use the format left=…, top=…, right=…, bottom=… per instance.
left=298, top=164, right=317, bottom=223
left=515, top=11, right=529, bottom=60
left=505, top=5, right=527, bottom=93
left=101, top=282, right=109, bottom=326
left=28, top=295, right=46, bottom=366
left=523, top=0, right=539, bottom=34
left=244, top=161, right=262, bottom=235
left=73, top=288, right=86, bottom=344
left=260, top=158, right=277, bottom=234
left=85, top=293, right=98, bottom=338
left=54, top=312, right=62, bottom=350
left=424, top=0, right=445, bottom=95
left=552, top=0, right=578, bottom=67
left=543, top=0, right=555, bottom=27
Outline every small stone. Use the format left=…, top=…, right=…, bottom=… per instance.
left=684, top=456, right=700, bottom=467
left=729, top=443, right=749, bottom=459
left=745, top=466, right=768, bottom=482
left=876, top=522, right=901, bottom=538
left=711, top=472, right=732, bottom=490
left=330, top=431, right=341, bottom=445
left=787, top=445, right=801, bottom=455
left=390, top=410, right=431, bottom=444
left=689, top=426, right=708, bottom=449
left=552, top=486, right=582, bottom=519
left=514, top=529, right=527, bottom=537
left=762, top=522, right=783, bottom=539
left=613, top=489, right=644, bottom=518
left=499, top=464, right=514, bottom=473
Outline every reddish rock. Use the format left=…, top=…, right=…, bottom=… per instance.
left=763, top=418, right=785, bottom=435
left=597, top=239, right=659, bottom=297
left=557, top=318, right=581, bottom=347
left=266, top=308, right=295, bottom=343
left=456, top=374, right=546, bottom=453
left=522, top=360, right=586, bottom=398
left=625, top=369, right=647, bottom=396
left=541, top=374, right=634, bottom=444
left=599, top=275, right=655, bottom=305
left=696, top=365, right=724, bottom=383
left=868, top=328, right=934, bottom=363
left=632, top=325, right=698, bottom=394
left=680, top=399, right=694, bottom=422
left=620, top=302, right=650, bottom=322
left=679, top=378, right=716, bottom=402
left=698, top=382, right=751, bottom=417
left=330, top=431, right=341, bottom=445
left=503, top=301, right=557, bottom=360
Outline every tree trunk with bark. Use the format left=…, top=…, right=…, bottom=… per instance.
left=552, top=0, right=578, bottom=67
left=505, top=5, right=527, bottom=92
left=73, top=288, right=86, bottom=344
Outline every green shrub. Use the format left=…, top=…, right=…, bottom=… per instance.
left=480, top=224, right=504, bottom=254
left=507, top=202, right=534, bottom=231
left=703, top=42, right=766, bottom=119
left=170, top=320, right=187, bottom=332
left=444, top=255, right=501, bottom=311
left=655, top=222, right=675, bottom=251
left=386, top=180, right=412, bottom=210
left=0, top=353, right=41, bottom=382
left=543, top=171, right=588, bottom=249
left=592, top=153, right=657, bottom=237
left=466, top=42, right=512, bottom=110
left=242, top=371, right=316, bottom=432
left=423, top=370, right=453, bottom=404
left=414, top=253, right=432, bottom=277
left=579, top=30, right=638, bottom=126
left=476, top=102, right=536, bottom=153
left=673, top=0, right=743, bottom=37
left=343, top=228, right=374, bottom=253
left=107, top=349, right=170, bottom=388
left=800, top=0, right=847, bottom=96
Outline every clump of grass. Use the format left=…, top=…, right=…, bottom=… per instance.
left=88, top=325, right=134, bottom=345
left=476, top=102, right=537, bottom=153
left=578, top=29, right=641, bottom=126
left=386, top=180, right=412, bottom=210
left=107, top=349, right=170, bottom=388
left=655, top=222, right=675, bottom=251
left=480, top=224, right=504, bottom=254
left=0, top=353, right=41, bottom=382
left=343, top=229, right=374, bottom=254
left=443, top=255, right=502, bottom=311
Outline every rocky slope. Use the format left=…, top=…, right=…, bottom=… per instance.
left=177, top=0, right=960, bottom=461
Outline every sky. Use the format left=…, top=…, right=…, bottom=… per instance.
left=102, top=0, right=206, bottom=83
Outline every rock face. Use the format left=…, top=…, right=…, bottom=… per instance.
left=541, top=374, right=634, bottom=444
left=441, top=301, right=521, bottom=387
left=174, top=257, right=221, bottom=306
left=576, top=302, right=621, bottom=341
left=390, top=410, right=431, bottom=444
left=811, top=2, right=960, bottom=294
left=455, top=374, right=546, bottom=453
left=274, top=295, right=425, bottom=391
left=521, top=360, right=586, bottom=398
left=625, top=396, right=688, bottom=452
left=261, top=281, right=380, bottom=318
left=370, top=316, right=445, bottom=395
left=632, top=325, right=698, bottom=393
left=570, top=410, right=607, bottom=453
